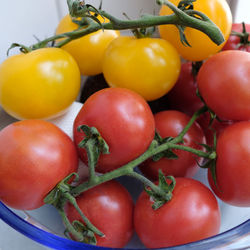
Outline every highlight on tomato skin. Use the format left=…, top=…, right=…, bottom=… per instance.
left=134, top=177, right=221, bottom=249
left=159, top=0, right=232, bottom=61
left=0, top=119, right=79, bottom=210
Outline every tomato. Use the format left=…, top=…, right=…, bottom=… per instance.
left=66, top=180, right=134, bottom=247
left=102, top=36, right=181, bottom=101
left=166, top=62, right=204, bottom=117
left=197, top=113, right=233, bottom=146
left=134, top=178, right=220, bottom=248
left=0, top=120, right=78, bottom=210
left=159, top=0, right=232, bottom=61
left=222, top=23, right=250, bottom=52
left=73, top=88, right=155, bottom=173
left=208, top=122, right=250, bottom=207
left=0, top=47, right=81, bottom=120
left=139, top=110, right=205, bottom=180
left=56, top=14, right=120, bottom=76
left=197, top=50, right=250, bottom=121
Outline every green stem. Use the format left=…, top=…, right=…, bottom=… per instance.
left=64, top=192, right=104, bottom=237
left=168, top=143, right=216, bottom=159
left=231, top=22, right=250, bottom=46
left=84, top=138, right=99, bottom=183
left=172, top=105, right=208, bottom=143
left=71, top=105, right=210, bottom=197
left=58, top=206, right=84, bottom=242
left=126, top=171, right=171, bottom=200
left=30, top=0, right=224, bottom=50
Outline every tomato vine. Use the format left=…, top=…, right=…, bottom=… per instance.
left=44, top=104, right=217, bottom=242
left=17, top=0, right=225, bottom=52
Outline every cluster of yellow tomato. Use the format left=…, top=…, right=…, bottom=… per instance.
left=0, top=0, right=232, bottom=120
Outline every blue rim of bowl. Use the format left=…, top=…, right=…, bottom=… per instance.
left=0, top=201, right=249, bottom=250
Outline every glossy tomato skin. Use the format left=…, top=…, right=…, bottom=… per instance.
left=0, top=120, right=78, bottom=210
left=134, top=178, right=220, bottom=248
left=0, top=48, right=81, bottom=120
left=102, top=36, right=181, bottom=101
left=66, top=180, right=134, bottom=248
left=56, top=14, right=120, bottom=76
left=208, top=122, right=250, bottom=207
left=197, top=50, right=250, bottom=121
left=159, top=0, right=232, bottom=61
left=166, top=62, right=204, bottom=117
left=73, top=88, right=155, bottom=173
left=139, top=111, right=206, bottom=180
left=222, top=23, right=250, bottom=52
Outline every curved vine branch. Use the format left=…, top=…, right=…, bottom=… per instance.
left=30, top=0, right=224, bottom=50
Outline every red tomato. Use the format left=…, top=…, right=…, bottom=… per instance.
left=134, top=178, right=220, bottom=248
left=197, top=113, right=234, bottom=146
left=222, top=23, right=250, bottom=52
left=139, top=111, right=206, bottom=180
left=208, top=121, right=250, bottom=207
left=0, top=120, right=78, bottom=210
left=166, top=62, right=204, bottom=117
left=73, top=88, right=155, bottom=173
left=66, top=180, right=134, bottom=247
left=197, top=50, right=250, bottom=121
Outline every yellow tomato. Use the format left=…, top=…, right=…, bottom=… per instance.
left=102, top=36, right=181, bottom=101
left=159, top=0, right=232, bottom=61
left=56, top=14, right=120, bottom=76
left=0, top=48, right=81, bottom=120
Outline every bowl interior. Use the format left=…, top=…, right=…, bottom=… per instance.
left=0, top=102, right=250, bottom=249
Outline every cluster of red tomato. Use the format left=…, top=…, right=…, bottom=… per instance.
left=0, top=0, right=250, bottom=249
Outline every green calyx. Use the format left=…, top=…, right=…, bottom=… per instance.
left=44, top=173, right=104, bottom=243
left=145, top=171, right=176, bottom=210
left=231, top=22, right=250, bottom=48
left=152, top=132, right=178, bottom=162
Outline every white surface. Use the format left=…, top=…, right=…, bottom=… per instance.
left=56, top=0, right=160, bottom=20
left=0, top=0, right=60, bottom=63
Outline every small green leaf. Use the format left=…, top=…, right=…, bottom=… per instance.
left=72, top=220, right=97, bottom=245
left=44, top=189, right=59, bottom=205
left=144, top=173, right=176, bottom=210
left=176, top=25, right=191, bottom=47
left=210, top=161, right=218, bottom=188
left=154, top=131, right=163, bottom=143
left=165, top=175, right=176, bottom=193
left=7, top=43, right=31, bottom=56
left=152, top=149, right=178, bottom=162
left=152, top=152, right=165, bottom=162
left=152, top=200, right=165, bottom=210
left=158, top=170, right=168, bottom=190
left=164, top=150, right=179, bottom=160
